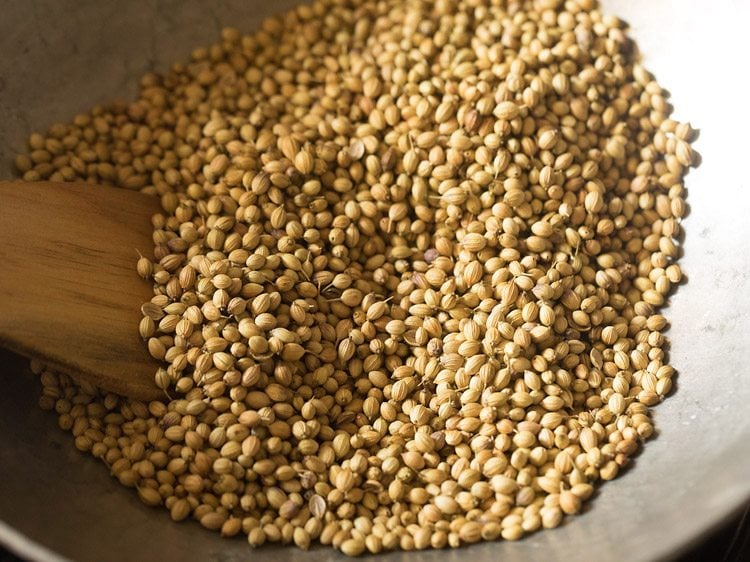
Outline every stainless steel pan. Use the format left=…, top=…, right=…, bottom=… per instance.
left=1, top=1, right=749, bottom=560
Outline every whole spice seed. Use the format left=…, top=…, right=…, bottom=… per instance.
left=22, top=0, right=696, bottom=556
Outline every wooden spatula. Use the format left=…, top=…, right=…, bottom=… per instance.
left=0, top=181, right=163, bottom=400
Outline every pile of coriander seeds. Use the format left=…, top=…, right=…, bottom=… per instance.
left=20, top=0, right=696, bottom=555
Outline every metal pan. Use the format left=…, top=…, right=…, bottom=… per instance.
left=1, top=1, right=749, bottom=560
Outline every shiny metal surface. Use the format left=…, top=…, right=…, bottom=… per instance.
left=1, top=1, right=749, bottom=561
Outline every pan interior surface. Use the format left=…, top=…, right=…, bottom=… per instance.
left=1, top=1, right=749, bottom=561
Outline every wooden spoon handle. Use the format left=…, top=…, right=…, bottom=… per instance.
left=0, top=181, right=163, bottom=400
